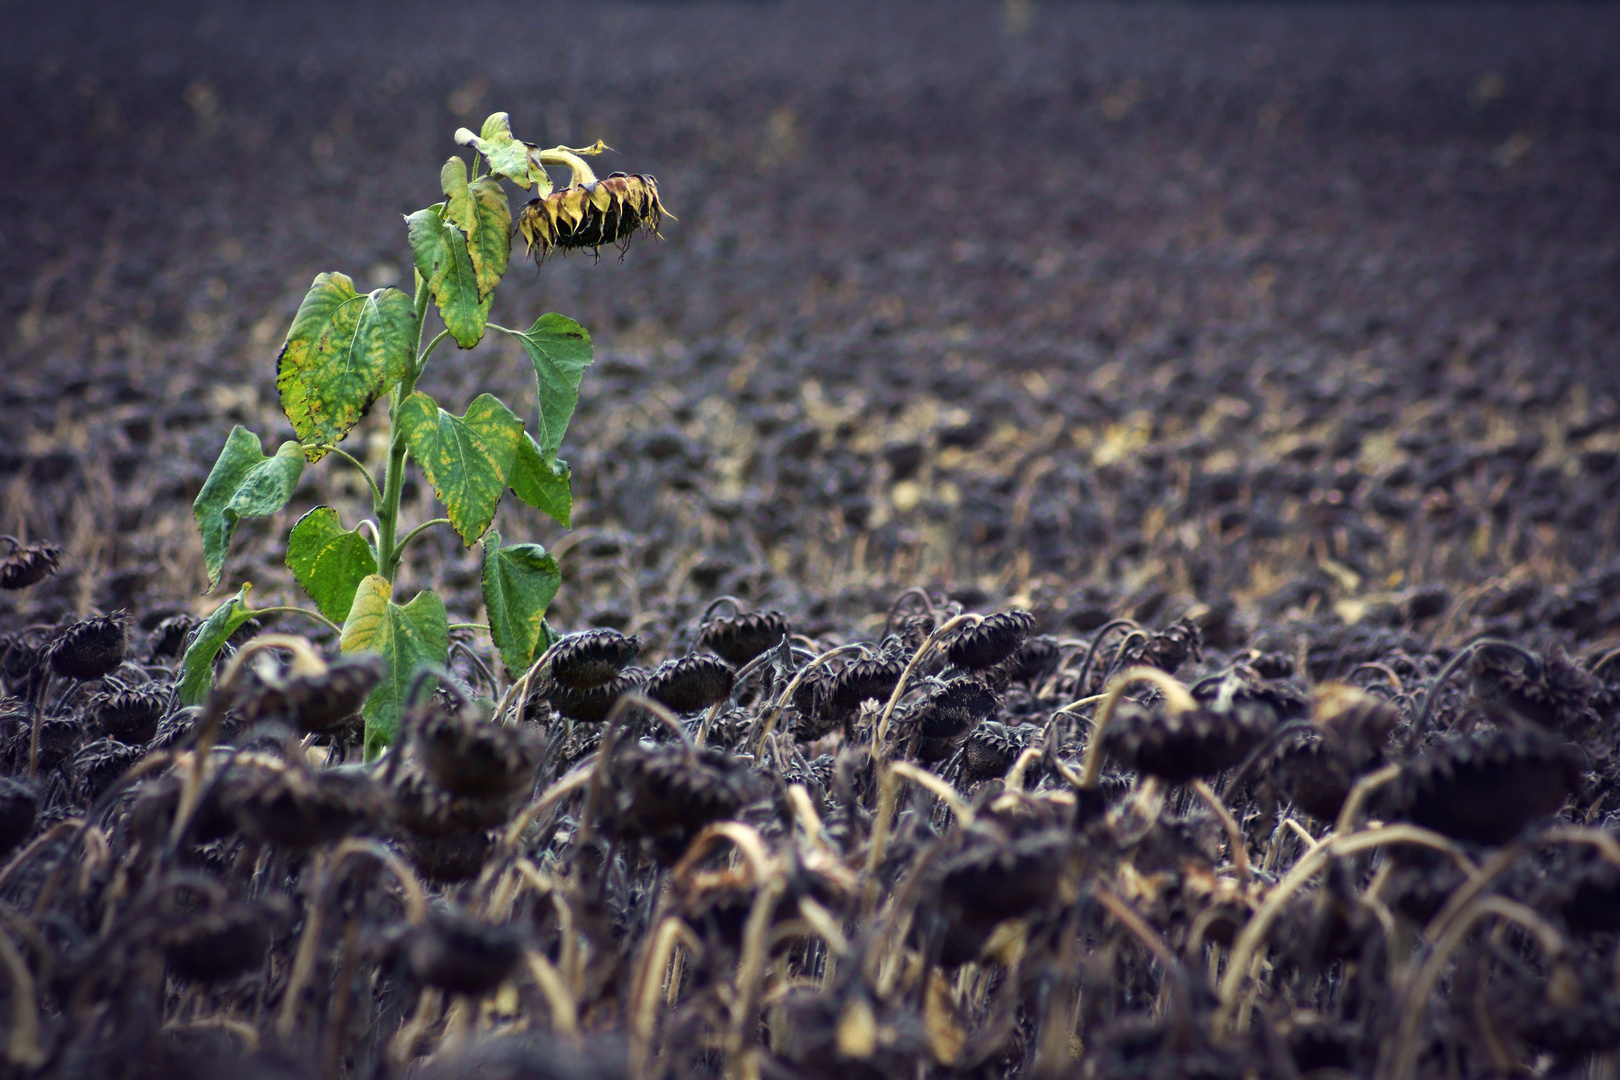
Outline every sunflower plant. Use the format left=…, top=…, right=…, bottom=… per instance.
left=180, top=112, right=665, bottom=757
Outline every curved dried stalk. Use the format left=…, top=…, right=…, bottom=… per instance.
left=753, top=643, right=868, bottom=753
left=727, top=878, right=788, bottom=1079
left=277, top=838, right=428, bottom=1037
left=1331, top=762, right=1402, bottom=835
left=0, top=925, right=44, bottom=1067
left=1077, top=666, right=1198, bottom=788
left=524, top=948, right=579, bottom=1037
left=873, top=613, right=985, bottom=752
left=500, top=757, right=598, bottom=849
left=1388, top=895, right=1565, bottom=1080
left=1409, top=638, right=1540, bottom=748
left=1215, top=822, right=1478, bottom=1029
left=888, top=761, right=974, bottom=827
left=1422, top=825, right=1620, bottom=947
left=671, top=820, right=777, bottom=890
left=1192, top=779, right=1250, bottom=885
left=1003, top=746, right=1045, bottom=792
left=881, top=586, right=937, bottom=638
left=631, top=914, right=690, bottom=1077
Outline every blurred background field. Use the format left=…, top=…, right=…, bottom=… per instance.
left=1, top=0, right=1617, bottom=659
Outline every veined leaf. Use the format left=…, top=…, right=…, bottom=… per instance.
left=395, top=391, right=523, bottom=545
left=454, top=112, right=551, bottom=194
left=509, top=434, right=572, bottom=528
left=177, top=583, right=257, bottom=706
left=481, top=528, right=562, bottom=680
left=276, top=272, right=415, bottom=460
left=286, top=506, right=378, bottom=624
left=495, top=314, right=592, bottom=462
left=193, top=427, right=305, bottom=589
left=406, top=203, right=490, bottom=349
left=339, top=574, right=448, bottom=759
left=441, top=156, right=511, bottom=299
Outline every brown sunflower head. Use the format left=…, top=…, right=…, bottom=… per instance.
left=517, top=172, right=666, bottom=261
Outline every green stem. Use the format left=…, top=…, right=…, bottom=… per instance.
left=316, top=445, right=384, bottom=509
left=392, top=518, right=452, bottom=566
left=255, top=606, right=344, bottom=637
left=449, top=623, right=490, bottom=634
left=419, top=328, right=451, bottom=367
left=377, top=273, right=434, bottom=584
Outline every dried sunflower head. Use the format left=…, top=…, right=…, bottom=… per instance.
left=518, top=172, right=666, bottom=261
left=0, top=539, right=62, bottom=590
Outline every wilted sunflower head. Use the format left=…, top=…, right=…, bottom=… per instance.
left=517, top=172, right=666, bottom=262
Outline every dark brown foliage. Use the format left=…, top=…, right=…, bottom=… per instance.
left=48, top=613, right=129, bottom=681
left=406, top=910, right=522, bottom=994
left=945, top=609, right=1034, bottom=670
left=644, top=653, right=735, bottom=713
left=697, top=610, right=790, bottom=667
left=548, top=629, right=643, bottom=690
left=0, top=775, right=38, bottom=857
left=87, top=682, right=167, bottom=744
left=415, top=701, right=542, bottom=799
left=0, top=540, right=62, bottom=590
left=160, top=899, right=281, bottom=983
left=1102, top=702, right=1275, bottom=784
left=1395, top=726, right=1583, bottom=845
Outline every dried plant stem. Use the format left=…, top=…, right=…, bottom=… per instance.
left=1331, top=762, right=1402, bottom=834
left=872, top=614, right=984, bottom=752
left=1192, top=779, right=1250, bottom=885
left=888, top=762, right=974, bottom=826
left=501, top=758, right=598, bottom=848
left=0, top=926, right=44, bottom=1067
left=523, top=948, right=578, bottom=1036
left=1216, top=822, right=1477, bottom=1029
left=1389, top=896, right=1565, bottom=1080
left=388, top=988, right=442, bottom=1067
left=1078, top=666, right=1198, bottom=788
left=631, top=914, right=689, bottom=1077
left=753, top=643, right=867, bottom=752
left=1422, top=825, right=1620, bottom=947
left=278, top=839, right=427, bottom=1037
left=727, top=878, right=787, bottom=1080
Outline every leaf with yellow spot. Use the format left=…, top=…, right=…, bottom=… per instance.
left=395, top=391, right=523, bottom=545
left=339, top=574, right=448, bottom=758
left=276, top=272, right=415, bottom=460
left=441, top=156, right=511, bottom=299
left=455, top=112, right=551, bottom=194
left=406, top=203, right=491, bottom=348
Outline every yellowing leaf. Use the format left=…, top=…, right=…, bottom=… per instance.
left=340, top=574, right=448, bottom=758
left=395, top=391, right=524, bottom=545
left=441, top=156, right=511, bottom=299
left=276, top=272, right=415, bottom=460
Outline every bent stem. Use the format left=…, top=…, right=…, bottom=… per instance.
left=1077, top=666, right=1198, bottom=789
left=0, top=926, right=44, bottom=1067
left=1389, top=896, right=1565, bottom=1080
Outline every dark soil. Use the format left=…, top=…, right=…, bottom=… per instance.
left=2, top=2, right=1620, bottom=1078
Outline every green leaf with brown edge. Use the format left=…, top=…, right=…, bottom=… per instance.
left=286, top=506, right=378, bottom=624
left=194, top=427, right=305, bottom=589
left=494, top=314, right=593, bottom=462
left=339, top=574, right=448, bottom=759
left=480, top=528, right=562, bottom=680
left=406, top=204, right=490, bottom=348
left=441, top=157, right=511, bottom=299
left=395, top=391, right=523, bottom=545
left=276, top=272, right=415, bottom=460
left=178, top=583, right=257, bottom=706
left=509, top=433, right=572, bottom=528
left=454, top=112, right=550, bottom=194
